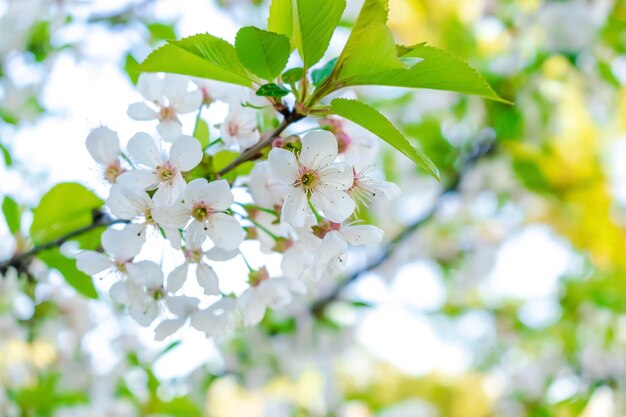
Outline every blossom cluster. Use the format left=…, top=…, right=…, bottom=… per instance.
left=78, top=73, right=399, bottom=339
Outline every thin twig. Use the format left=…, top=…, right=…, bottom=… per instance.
left=218, top=111, right=304, bottom=176
left=0, top=213, right=126, bottom=275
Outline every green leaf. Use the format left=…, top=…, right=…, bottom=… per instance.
left=139, top=34, right=252, bottom=87
left=193, top=118, right=210, bottom=149
left=38, top=249, right=98, bottom=299
left=333, top=0, right=405, bottom=81
left=344, top=44, right=508, bottom=102
left=0, top=143, right=11, bottom=166
left=124, top=53, right=140, bottom=84
left=282, top=67, right=304, bottom=84
left=256, top=83, right=291, bottom=97
left=293, top=0, right=345, bottom=67
left=147, top=23, right=176, bottom=41
left=311, top=57, right=338, bottom=86
left=330, top=98, right=439, bottom=179
left=268, top=0, right=293, bottom=42
left=30, top=183, right=103, bottom=245
left=2, top=196, right=21, bottom=235
left=235, top=26, right=290, bottom=80
left=212, top=150, right=255, bottom=183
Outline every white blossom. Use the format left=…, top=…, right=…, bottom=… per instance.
left=128, top=73, right=202, bottom=142
left=220, top=103, right=260, bottom=150
left=238, top=276, right=306, bottom=326
left=268, top=130, right=355, bottom=227
left=85, top=127, right=125, bottom=183
left=117, top=133, right=203, bottom=206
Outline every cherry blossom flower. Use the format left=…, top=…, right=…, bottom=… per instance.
left=152, top=178, right=244, bottom=251
left=349, top=165, right=401, bottom=207
left=128, top=74, right=203, bottom=142
left=126, top=266, right=167, bottom=326
left=117, top=133, right=203, bottom=206
left=220, top=104, right=260, bottom=150
left=238, top=274, right=306, bottom=326
left=85, top=127, right=125, bottom=183
left=106, top=184, right=183, bottom=249
left=75, top=228, right=149, bottom=302
left=268, top=130, right=356, bottom=227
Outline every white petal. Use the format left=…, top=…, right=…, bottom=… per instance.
left=117, top=169, right=159, bottom=190
left=189, top=309, right=217, bottom=335
left=311, top=187, right=355, bottom=223
left=130, top=301, right=160, bottom=327
left=299, top=130, right=338, bottom=169
left=341, top=225, right=383, bottom=245
left=280, top=190, right=310, bottom=228
left=152, top=183, right=178, bottom=206
left=175, top=89, right=203, bottom=113
left=204, top=179, right=234, bottom=211
left=109, top=280, right=130, bottom=304
left=161, top=74, right=189, bottom=104
left=154, top=318, right=186, bottom=341
left=186, top=221, right=207, bottom=247
left=152, top=203, right=190, bottom=229
left=107, top=185, right=150, bottom=220
left=268, top=148, right=299, bottom=184
left=167, top=263, right=189, bottom=293
left=317, top=231, right=349, bottom=263
left=167, top=295, right=199, bottom=317
left=157, top=120, right=183, bottom=143
left=76, top=251, right=113, bottom=275
left=163, top=227, right=183, bottom=250
left=127, top=261, right=164, bottom=288
left=127, top=132, right=163, bottom=168
left=205, top=213, right=244, bottom=251
left=239, top=290, right=267, bottom=327
left=137, top=73, right=162, bottom=103
left=169, top=135, right=203, bottom=172
left=319, top=162, right=354, bottom=190
left=86, top=127, right=121, bottom=166
left=204, top=247, right=240, bottom=261
left=184, top=178, right=209, bottom=204
left=127, top=102, right=158, bottom=121
left=101, top=227, right=144, bottom=262
left=196, top=263, right=220, bottom=295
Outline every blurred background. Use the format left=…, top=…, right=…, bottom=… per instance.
left=1, top=0, right=626, bottom=416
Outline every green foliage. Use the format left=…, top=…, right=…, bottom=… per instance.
left=0, top=143, right=11, bottom=166
left=38, top=248, right=99, bottom=299
left=193, top=118, right=210, bottom=149
left=124, top=53, right=140, bottom=84
left=311, top=57, right=337, bottom=86
left=12, top=373, right=89, bottom=416
left=212, top=150, right=254, bottom=182
left=2, top=196, right=21, bottom=235
left=281, top=67, right=304, bottom=84
left=235, top=26, right=291, bottom=80
left=146, top=22, right=176, bottom=41
left=330, top=98, right=439, bottom=179
left=256, top=83, right=291, bottom=97
left=30, top=183, right=103, bottom=245
left=139, top=34, right=252, bottom=87
left=268, top=0, right=346, bottom=68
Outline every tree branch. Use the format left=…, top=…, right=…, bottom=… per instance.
left=218, top=111, right=304, bottom=176
left=311, top=140, right=497, bottom=315
left=0, top=212, right=126, bottom=275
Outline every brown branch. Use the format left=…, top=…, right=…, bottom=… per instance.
left=0, top=212, right=126, bottom=275
left=218, top=111, right=304, bottom=176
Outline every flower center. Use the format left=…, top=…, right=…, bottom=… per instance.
left=227, top=121, right=239, bottom=137
left=116, top=262, right=128, bottom=274
left=144, top=207, right=155, bottom=225
left=159, top=106, right=177, bottom=121
left=151, top=287, right=165, bottom=301
left=185, top=248, right=203, bottom=264
left=192, top=204, right=211, bottom=222
left=295, top=168, right=320, bottom=196
left=156, top=162, right=177, bottom=182
left=105, top=160, right=124, bottom=184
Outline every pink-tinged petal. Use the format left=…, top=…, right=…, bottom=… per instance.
left=196, top=263, right=220, bottom=295
left=127, top=132, right=163, bottom=168
left=299, top=130, right=338, bottom=169
left=117, top=169, right=159, bottom=190
left=127, top=102, right=158, bottom=121
left=167, top=263, right=189, bottom=293
left=152, top=203, right=190, bottom=229
left=205, top=212, right=244, bottom=251
left=319, top=162, right=353, bottom=190
left=170, top=135, right=203, bottom=171
left=86, top=127, right=121, bottom=166
left=340, top=225, right=383, bottom=245
left=280, top=190, right=310, bottom=228
left=137, top=73, right=162, bottom=103
left=107, top=185, right=150, bottom=220
left=175, top=89, right=203, bottom=114
left=268, top=148, right=299, bottom=184
left=310, top=187, right=355, bottom=223
left=154, top=318, right=186, bottom=341
left=126, top=260, right=163, bottom=288
left=157, top=120, right=183, bottom=143
left=204, top=179, right=234, bottom=211
left=76, top=251, right=113, bottom=275
left=101, top=227, right=145, bottom=262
